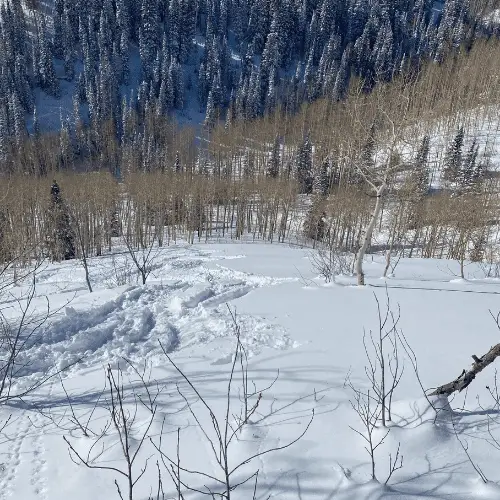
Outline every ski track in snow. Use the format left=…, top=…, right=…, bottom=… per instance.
left=8, top=247, right=298, bottom=386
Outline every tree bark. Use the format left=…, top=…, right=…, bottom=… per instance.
left=383, top=250, right=391, bottom=278
left=429, top=343, right=500, bottom=396
left=356, top=185, right=385, bottom=286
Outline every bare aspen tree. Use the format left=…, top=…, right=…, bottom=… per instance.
left=349, top=84, right=416, bottom=285
left=122, top=198, right=159, bottom=285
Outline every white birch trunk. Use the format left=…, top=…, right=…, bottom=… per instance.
left=356, top=185, right=385, bottom=286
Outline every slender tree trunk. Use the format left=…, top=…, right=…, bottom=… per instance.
left=75, top=219, right=93, bottom=293
left=356, top=185, right=385, bottom=286
left=383, top=250, right=391, bottom=278
left=82, top=255, right=93, bottom=292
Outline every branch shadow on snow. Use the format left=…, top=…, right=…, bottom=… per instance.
left=1, top=356, right=489, bottom=499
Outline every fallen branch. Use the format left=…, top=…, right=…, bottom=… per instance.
left=429, top=342, right=500, bottom=396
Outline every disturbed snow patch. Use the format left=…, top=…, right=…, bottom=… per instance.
left=9, top=279, right=296, bottom=382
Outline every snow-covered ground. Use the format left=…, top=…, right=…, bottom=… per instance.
left=2, top=242, right=500, bottom=499
left=485, top=9, right=500, bottom=27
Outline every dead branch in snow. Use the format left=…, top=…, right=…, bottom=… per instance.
left=429, top=311, right=500, bottom=397
left=429, top=344, right=500, bottom=396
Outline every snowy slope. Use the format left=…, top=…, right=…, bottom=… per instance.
left=2, top=242, right=500, bottom=499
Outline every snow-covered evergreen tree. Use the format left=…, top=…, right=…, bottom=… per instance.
left=63, top=10, right=76, bottom=81
left=140, top=0, right=159, bottom=78
left=296, top=133, right=314, bottom=194
left=303, top=196, right=326, bottom=241
left=412, top=134, right=431, bottom=195
left=0, top=105, right=8, bottom=161
left=267, top=134, right=280, bottom=178
left=461, top=138, right=479, bottom=191
left=32, top=106, right=41, bottom=139
left=332, top=45, right=351, bottom=101
left=175, top=150, right=182, bottom=173
left=53, top=0, right=65, bottom=59
left=313, top=157, right=330, bottom=196
left=116, top=0, right=131, bottom=39
left=59, top=114, right=73, bottom=169
left=9, top=92, right=26, bottom=146
left=442, top=127, right=464, bottom=187
left=39, top=20, right=61, bottom=97
left=204, top=89, right=217, bottom=128
left=179, top=0, right=196, bottom=62
left=374, top=18, right=394, bottom=81
left=0, top=0, right=485, bottom=141
left=49, top=180, right=75, bottom=261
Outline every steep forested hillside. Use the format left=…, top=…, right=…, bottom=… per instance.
left=0, top=0, right=499, bottom=149
left=3, top=5, right=500, bottom=499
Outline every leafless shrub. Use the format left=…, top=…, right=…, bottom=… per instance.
left=383, top=249, right=404, bottom=278
left=450, top=411, right=488, bottom=484
left=121, top=199, right=161, bottom=285
left=474, top=371, right=500, bottom=449
left=72, top=214, right=93, bottom=293
left=153, top=313, right=313, bottom=500
left=363, top=289, right=405, bottom=426
left=31, top=374, right=106, bottom=438
left=0, top=265, right=80, bottom=444
left=345, top=290, right=406, bottom=484
left=395, top=328, right=440, bottom=421
left=479, top=262, right=500, bottom=279
left=64, top=364, right=160, bottom=500
left=122, top=357, right=165, bottom=414
left=0, top=275, right=78, bottom=407
left=477, top=245, right=500, bottom=278
left=226, top=306, right=279, bottom=429
left=310, top=245, right=354, bottom=283
left=347, top=384, right=403, bottom=484
left=105, top=254, right=136, bottom=288
left=122, top=237, right=160, bottom=286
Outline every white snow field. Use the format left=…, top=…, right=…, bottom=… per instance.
left=2, top=242, right=500, bottom=500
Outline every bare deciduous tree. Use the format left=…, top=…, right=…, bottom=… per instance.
left=349, top=86, right=415, bottom=286
left=347, top=384, right=403, bottom=484
left=122, top=198, right=160, bottom=285
left=363, top=290, right=405, bottom=426
left=154, top=313, right=314, bottom=499
left=64, top=364, right=159, bottom=500
left=310, top=244, right=354, bottom=283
